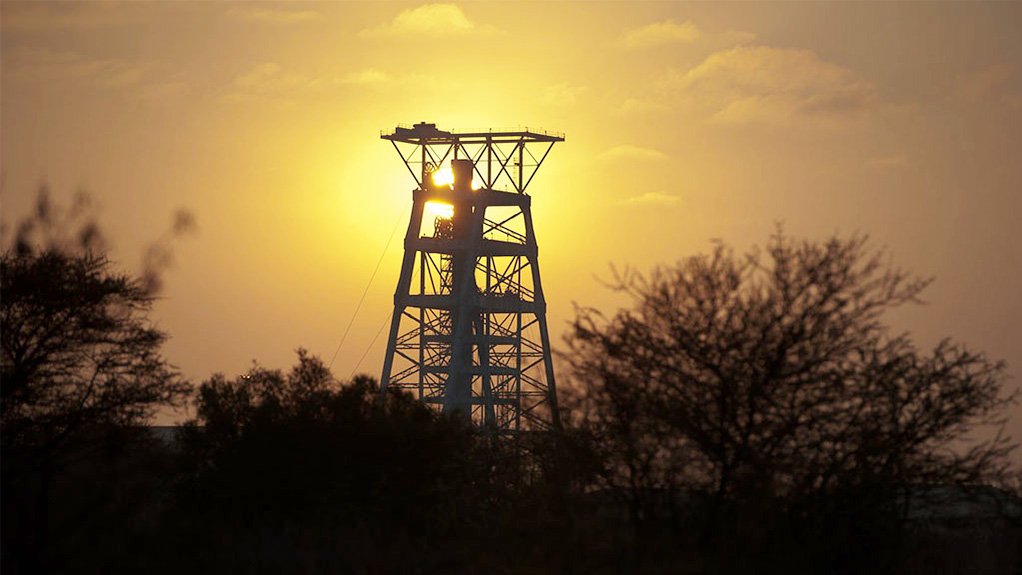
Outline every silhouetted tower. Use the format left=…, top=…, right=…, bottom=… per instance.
left=379, top=123, right=564, bottom=431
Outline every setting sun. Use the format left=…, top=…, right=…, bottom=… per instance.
left=431, top=166, right=455, bottom=188
left=430, top=164, right=483, bottom=190
left=424, top=200, right=454, bottom=220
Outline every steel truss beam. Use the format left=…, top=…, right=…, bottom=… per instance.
left=381, top=123, right=564, bottom=195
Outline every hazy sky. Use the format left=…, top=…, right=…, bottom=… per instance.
left=3, top=1, right=1021, bottom=445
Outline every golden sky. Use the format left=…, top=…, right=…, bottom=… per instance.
left=3, top=2, right=1021, bottom=440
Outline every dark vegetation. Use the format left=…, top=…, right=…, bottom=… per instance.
left=2, top=193, right=1019, bottom=574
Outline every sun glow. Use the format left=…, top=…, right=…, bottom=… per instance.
left=430, top=164, right=483, bottom=190
left=431, top=166, right=455, bottom=188
left=424, top=201, right=454, bottom=220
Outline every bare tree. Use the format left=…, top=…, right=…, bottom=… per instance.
left=565, top=231, right=1016, bottom=547
left=1, top=250, right=189, bottom=450
left=1, top=189, right=191, bottom=572
left=1, top=188, right=190, bottom=451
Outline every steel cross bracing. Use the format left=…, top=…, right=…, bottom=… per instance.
left=381, top=123, right=563, bottom=195
left=379, top=123, right=563, bottom=431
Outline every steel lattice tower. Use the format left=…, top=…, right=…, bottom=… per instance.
left=379, top=122, right=564, bottom=431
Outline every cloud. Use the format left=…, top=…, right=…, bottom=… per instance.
left=224, top=63, right=432, bottom=103
left=869, top=154, right=910, bottom=169
left=954, top=64, right=1022, bottom=111
left=5, top=47, right=148, bottom=88
left=599, top=145, right=668, bottom=162
left=1, top=3, right=135, bottom=30
left=543, top=83, right=587, bottom=107
left=226, top=6, right=322, bottom=24
left=718, top=29, right=757, bottom=47
left=3, top=47, right=193, bottom=103
left=619, top=19, right=700, bottom=49
left=359, top=3, right=492, bottom=38
left=131, top=78, right=192, bottom=102
left=617, top=20, right=755, bottom=51
left=227, top=62, right=338, bottom=100
left=667, top=46, right=876, bottom=126
left=614, top=97, right=671, bottom=116
left=619, top=191, right=681, bottom=207
left=342, top=68, right=392, bottom=85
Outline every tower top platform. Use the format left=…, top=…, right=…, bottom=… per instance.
left=382, top=122, right=564, bottom=145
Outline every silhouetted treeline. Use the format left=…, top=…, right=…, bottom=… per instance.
left=2, top=195, right=1020, bottom=573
